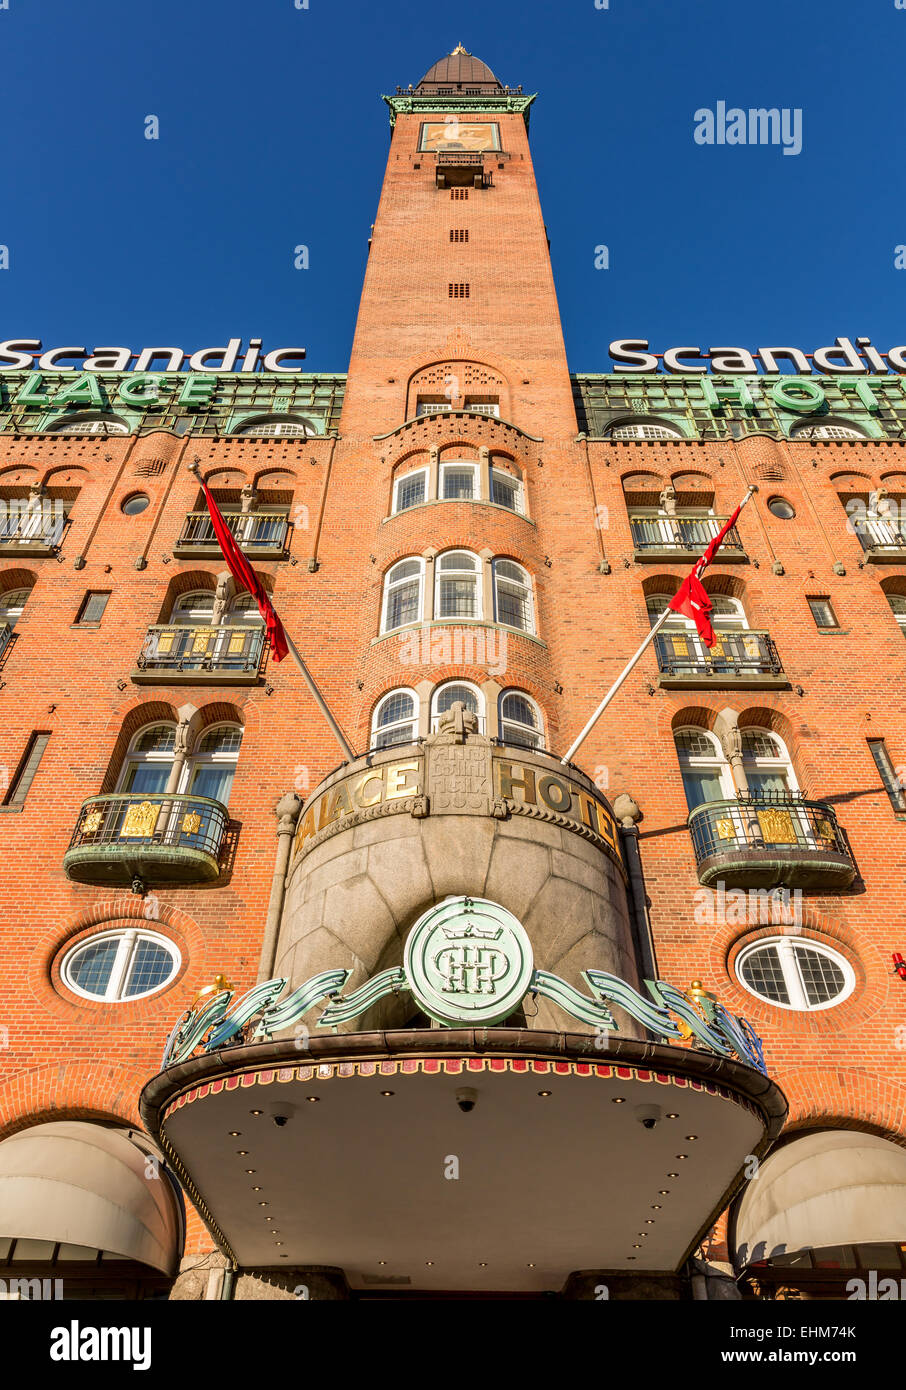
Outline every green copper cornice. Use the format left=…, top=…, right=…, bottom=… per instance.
left=382, top=93, right=537, bottom=129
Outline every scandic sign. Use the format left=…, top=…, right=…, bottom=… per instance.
left=609, top=337, right=906, bottom=374
left=0, top=338, right=307, bottom=373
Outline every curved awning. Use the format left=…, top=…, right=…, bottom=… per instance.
left=0, top=1122, right=182, bottom=1275
left=735, top=1130, right=906, bottom=1267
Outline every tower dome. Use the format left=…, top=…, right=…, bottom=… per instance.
left=415, top=44, right=504, bottom=94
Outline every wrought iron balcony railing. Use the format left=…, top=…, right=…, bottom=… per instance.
left=688, top=793, right=856, bottom=890
left=629, top=514, right=746, bottom=559
left=174, top=510, right=289, bottom=558
left=133, top=625, right=265, bottom=682
left=64, top=792, right=229, bottom=888
left=0, top=623, right=12, bottom=659
left=0, top=506, right=68, bottom=552
left=655, top=629, right=785, bottom=682
left=851, top=516, right=906, bottom=559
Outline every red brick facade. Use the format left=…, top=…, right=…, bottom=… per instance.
left=1, top=61, right=904, bottom=1287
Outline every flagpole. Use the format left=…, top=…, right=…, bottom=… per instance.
left=187, top=463, right=356, bottom=763
left=560, top=485, right=758, bottom=766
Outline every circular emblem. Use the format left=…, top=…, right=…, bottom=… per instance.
left=404, top=896, right=534, bottom=1027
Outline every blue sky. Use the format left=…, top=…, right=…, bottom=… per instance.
left=1, top=0, right=903, bottom=372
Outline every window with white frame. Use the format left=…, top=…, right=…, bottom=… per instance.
left=116, top=721, right=242, bottom=806
left=45, top=416, right=129, bottom=435
left=0, top=586, right=32, bottom=628
left=392, top=469, right=428, bottom=514
left=740, top=729, right=796, bottom=798
left=609, top=421, right=683, bottom=441
left=431, top=681, right=485, bottom=732
left=371, top=690, right=419, bottom=749
left=493, top=559, right=534, bottom=632
left=790, top=422, right=867, bottom=442
left=382, top=558, right=424, bottom=631
left=736, top=937, right=855, bottom=1011
left=440, top=461, right=479, bottom=500
left=491, top=467, right=524, bottom=514
left=436, top=551, right=480, bottom=620
left=234, top=417, right=317, bottom=437
left=62, top=928, right=180, bottom=1002
left=674, top=727, right=735, bottom=810
left=499, top=691, right=543, bottom=749
left=171, top=591, right=216, bottom=625
left=648, top=591, right=747, bottom=632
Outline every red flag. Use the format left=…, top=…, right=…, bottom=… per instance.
left=667, top=501, right=745, bottom=648
left=195, top=476, right=289, bottom=662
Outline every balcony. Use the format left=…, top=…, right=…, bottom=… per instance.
left=688, top=794, right=856, bottom=890
left=434, top=151, right=492, bottom=188
left=132, top=625, right=265, bottom=685
left=0, top=506, right=68, bottom=556
left=0, top=624, right=12, bottom=660
left=654, top=630, right=789, bottom=690
left=629, top=514, right=747, bottom=563
left=173, top=511, right=289, bottom=560
left=63, top=793, right=229, bottom=889
left=851, top=516, right=906, bottom=563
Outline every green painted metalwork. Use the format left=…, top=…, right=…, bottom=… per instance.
left=0, top=371, right=345, bottom=437
left=383, top=93, right=537, bottom=129
left=318, top=967, right=407, bottom=1027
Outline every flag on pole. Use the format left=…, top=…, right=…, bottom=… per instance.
left=667, top=501, right=747, bottom=648
left=194, top=474, right=289, bottom=662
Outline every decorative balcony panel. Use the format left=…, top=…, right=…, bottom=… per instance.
left=852, top=517, right=906, bottom=563
left=63, top=793, right=228, bottom=888
left=654, top=630, right=789, bottom=689
left=629, top=514, right=747, bottom=563
left=688, top=795, right=856, bottom=890
left=131, top=625, right=265, bottom=685
left=0, top=507, right=67, bottom=556
left=173, top=511, right=289, bottom=560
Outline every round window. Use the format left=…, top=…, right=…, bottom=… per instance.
left=122, top=493, right=150, bottom=516
left=767, top=496, right=796, bottom=520
left=735, top=937, right=854, bottom=1012
left=62, top=929, right=180, bottom=1002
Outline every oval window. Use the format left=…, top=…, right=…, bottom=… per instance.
left=122, top=493, right=151, bottom=516
left=62, top=929, right=180, bottom=1001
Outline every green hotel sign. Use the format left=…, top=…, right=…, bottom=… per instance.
left=9, top=371, right=225, bottom=412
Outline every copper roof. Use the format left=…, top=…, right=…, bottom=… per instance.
left=416, top=45, right=502, bottom=92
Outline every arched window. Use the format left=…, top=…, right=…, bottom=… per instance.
left=791, top=421, right=867, bottom=442
left=499, top=691, right=543, bottom=749
left=431, top=681, right=485, bottom=732
left=674, top=727, right=734, bottom=810
left=392, top=468, right=428, bottom=514
left=186, top=725, right=243, bottom=804
left=493, top=559, right=534, bottom=632
left=740, top=729, right=797, bottom=797
left=171, top=591, right=216, bottom=625
left=371, top=690, right=419, bottom=749
left=490, top=467, right=524, bottom=514
left=116, top=721, right=242, bottom=806
left=435, top=551, right=480, bottom=620
left=647, top=591, right=747, bottom=631
left=439, top=460, right=479, bottom=500
left=736, top=937, right=855, bottom=1011
left=886, top=592, right=906, bottom=637
left=62, top=929, right=180, bottom=1002
left=0, top=586, right=32, bottom=628
left=609, top=421, right=683, bottom=441
left=382, top=558, right=424, bottom=632
left=226, top=593, right=263, bottom=626
left=44, top=415, right=129, bottom=435
left=233, top=416, right=317, bottom=437
left=118, top=723, right=178, bottom=797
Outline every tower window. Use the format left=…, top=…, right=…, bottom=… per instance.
left=449, top=283, right=470, bottom=298
left=807, top=596, right=839, bottom=629
left=867, top=739, right=906, bottom=812
left=450, top=229, right=469, bottom=242
left=451, top=189, right=469, bottom=201
left=75, top=591, right=111, bottom=625
left=4, top=732, right=51, bottom=807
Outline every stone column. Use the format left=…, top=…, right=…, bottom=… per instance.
left=257, top=791, right=302, bottom=983
left=428, top=446, right=440, bottom=502
left=478, top=446, right=491, bottom=501
left=164, top=719, right=192, bottom=795
left=480, top=548, right=494, bottom=622
left=423, top=550, right=436, bottom=624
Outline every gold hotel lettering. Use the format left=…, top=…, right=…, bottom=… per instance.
left=294, top=759, right=423, bottom=856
